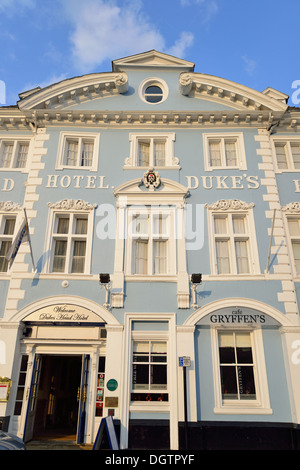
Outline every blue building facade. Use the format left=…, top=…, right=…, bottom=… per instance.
left=0, top=51, right=299, bottom=450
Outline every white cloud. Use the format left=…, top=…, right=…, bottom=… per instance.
left=62, top=0, right=194, bottom=72
left=166, top=32, right=194, bottom=58
left=0, top=0, right=36, bottom=14
left=180, top=0, right=219, bottom=23
left=242, top=55, right=257, bottom=75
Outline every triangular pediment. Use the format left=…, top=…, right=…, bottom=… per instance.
left=113, top=50, right=194, bottom=72
left=114, top=174, right=189, bottom=204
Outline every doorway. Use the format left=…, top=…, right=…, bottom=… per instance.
left=31, top=355, right=82, bottom=440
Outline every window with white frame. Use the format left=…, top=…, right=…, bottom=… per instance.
left=0, top=215, right=16, bottom=272
left=0, top=139, right=30, bottom=169
left=203, top=133, right=247, bottom=171
left=273, top=139, right=300, bottom=171
left=126, top=208, right=176, bottom=276
left=131, top=340, right=168, bottom=402
left=139, top=78, right=169, bottom=105
left=57, top=132, right=100, bottom=171
left=287, top=216, right=300, bottom=275
left=211, top=327, right=271, bottom=414
left=126, top=133, right=179, bottom=168
left=218, top=331, right=256, bottom=401
left=206, top=201, right=260, bottom=276
left=48, top=209, right=93, bottom=274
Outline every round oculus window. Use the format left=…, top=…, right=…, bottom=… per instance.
left=140, top=78, right=168, bottom=104
left=144, top=85, right=163, bottom=103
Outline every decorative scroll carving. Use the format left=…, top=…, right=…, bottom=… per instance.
left=205, top=199, right=255, bottom=211
left=115, top=73, right=129, bottom=94
left=0, top=201, right=22, bottom=211
left=48, top=199, right=97, bottom=210
left=179, top=73, right=193, bottom=95
left=282, top=202, right=300, bottom=214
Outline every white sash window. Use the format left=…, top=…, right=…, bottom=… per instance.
left=56, top=132, right=100, bottom=171
left=206, top=200, right=260, bottom=276
left=211, top=327, right=272, bottom=414
left=0, top=216, right=16, bottom=272
left=51, top=214, right=88, bottom=274
left=127, top=209, right=175, bottom=276
left=287, top=217, right=300, bottom=275
left=203, top=133, right=247, bottom=171
left=125, top=133, right=179, bottom=169
left=0, top=139, right=30, bottom=170
left=274, top=140, right=300, bottom=170
left=44, top=200, right=96, bottom=275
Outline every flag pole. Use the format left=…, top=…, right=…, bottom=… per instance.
left=23, top=208, right=36, bottom=272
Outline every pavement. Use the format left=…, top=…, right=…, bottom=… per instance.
left=26, top=439, right=94, bottom=450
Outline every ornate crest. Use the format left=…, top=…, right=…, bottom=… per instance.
left=0, top=201, right=22, bottom=211
left=282, top=202, right=300, bottom=214
left=143, top=168, right=161, bottom=190
left=48, top=199, right=97, bottom=211
left=205, top=199, right=255, bottom=211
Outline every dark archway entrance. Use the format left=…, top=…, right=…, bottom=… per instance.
left=32, top=355, right=82, bottom=440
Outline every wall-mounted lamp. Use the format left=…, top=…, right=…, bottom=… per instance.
left=99, top=273, right=111, bottom=309
left=191, top=273, right=202, bottom=309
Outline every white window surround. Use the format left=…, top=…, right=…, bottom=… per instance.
left=131, top=338, right=168, bottom=402
left=43, top=199, right=96, bottom=276
left=126, top=207, right=176, bottom=276
left=124, top=133, right=179, bottom=169
left=56, top=131, right=100, bottom=171
left=139, top=77, right=169, bottom=105
left=211, top=326, right=272, bottom=415
left=120, top=312, right=178, bottom=450
left=0, top=137, right=32, bottom=171
left=113, top=177, right=190, bottom=308
left=271, top=136, right=300, bottom=172
left=203, top=133, right=247, bottom=171
left=206, top=200, right=260, bottom=277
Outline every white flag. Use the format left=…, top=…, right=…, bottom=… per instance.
left=6, top=218, right=29, bottom=268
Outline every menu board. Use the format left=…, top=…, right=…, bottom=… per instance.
left=95, top=357, right=106, bottom=417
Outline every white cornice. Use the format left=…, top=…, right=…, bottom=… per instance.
left=17, top=72, right=129, bottom=111
left=179, top=73, right=288, bottom=112
left=0, top=109, right=299, bottom=131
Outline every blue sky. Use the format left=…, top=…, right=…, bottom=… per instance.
left=1, top=0, right=300, bottom=106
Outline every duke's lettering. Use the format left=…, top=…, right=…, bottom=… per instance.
left=186, top=175, right=260, bottom=190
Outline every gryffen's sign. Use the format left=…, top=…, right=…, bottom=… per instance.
left=197, top=307, right=279, bottom=326
left=24, top=304, right=105, bottom=323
